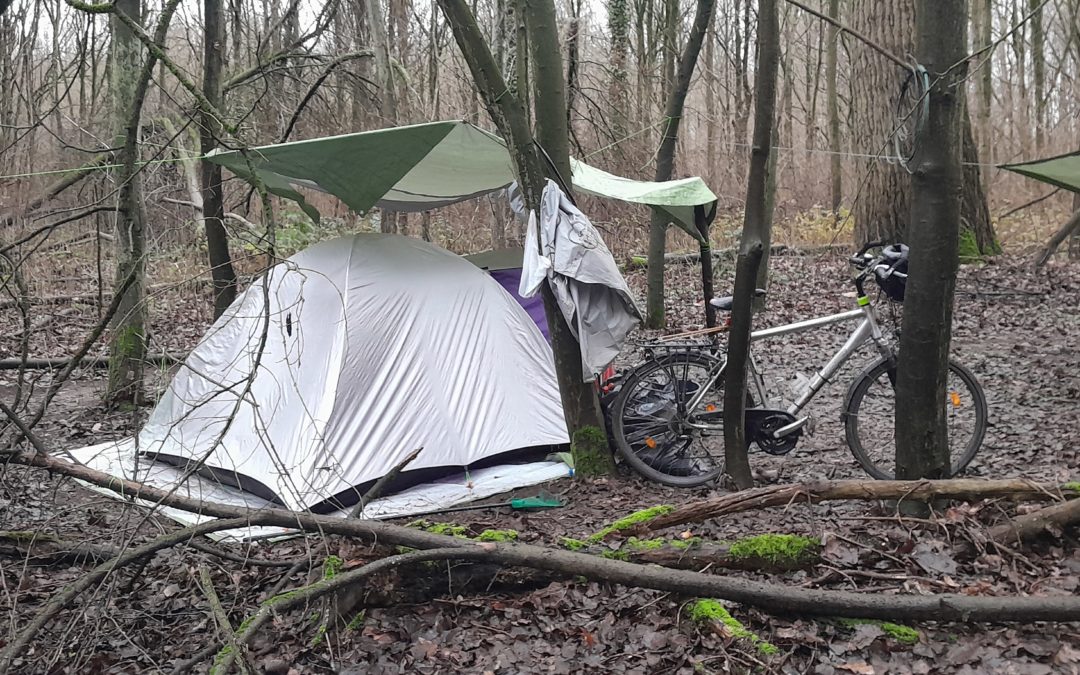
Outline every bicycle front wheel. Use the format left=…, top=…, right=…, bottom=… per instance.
left=610, top=351, right=734, bottom=487
left=843, top=357, right=988, bottom=480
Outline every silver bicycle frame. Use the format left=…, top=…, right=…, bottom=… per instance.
left=686, top=302, right=894, bottom=419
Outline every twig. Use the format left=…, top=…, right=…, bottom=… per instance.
left=212, top=547, right=484, bottom=673
left=782, top=0, right=908, bottom=70
left=348, top=447, right=423, bottom=518
left=198, top=566, right=254, bottom=675
left=0, top=517, right=254, bottom=675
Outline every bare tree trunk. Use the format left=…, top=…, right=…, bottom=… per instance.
left=826, top=0, right=841, bottom=212
left=977, top=0, right=992, bottom=182
left=644, top=0, right=716, bottom=329
left=524, top=0, right=609, bottom=468
left=105, top=0, right=149, bottom=406
left=1035, top=208, right=1080, bottom=267
left=704, top=24, right=718, bottom=187
left=724, top=0, right=779, bottom=491
left=849, top=0, right=994, bottom=253
left=643, top=0, right=680, bottom=328
left=607, top=0, right=630, bottom=153
left=1030, top=0, right=1044, bottom=152
left=202, top=0, right=239, bottom=319
left=895, top=0, right=967, bottom=496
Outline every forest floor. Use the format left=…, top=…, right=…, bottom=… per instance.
left=2, top=251, right=1080, bottom=674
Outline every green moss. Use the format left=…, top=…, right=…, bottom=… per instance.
left=407, top=519, right=468, bottom=537
left=687, top=599, right=777, bottom=656
left=1062, top=482, right=1080, bottom=493
left=838, top=618, right=919, bottom=645
left=311, top=621, right=328, bottom=647
left=346, top=610, right=366, bottom=630
left=396, top=545, right=417, bottom=554
left=572, top=426, right=616, bottom=477
left=600, top=549, right=629, bottom=561
left=265, top=589, right=302, bottom=606
left=476, top=529, right=518, bottom=542
left=322, top=554, right=343, bottom=580
left=210, top=645, right=233, bottom=674
left=587, top=505, right=674, bottom=543
left=561, top=537, right=588, bottom=551
left=671, top=537, right=702, bottom=551
left=625, top=537, right=666, bottom=551
left=727, top=534, right=819, bottom=566
left=958, top=229, right=982, bottom=263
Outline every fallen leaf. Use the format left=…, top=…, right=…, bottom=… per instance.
left=837, top=662, right=874, bottom=674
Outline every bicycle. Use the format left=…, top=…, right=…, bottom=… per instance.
left=609, top=242, right=988, bottom=487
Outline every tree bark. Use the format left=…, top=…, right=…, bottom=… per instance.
left=644, top=0, right=717, bottom=329
left=1035, top=208, right=1080, bottom=267
left=724, top=0, right=779, bottom=491
left=849, top=0, right=994, bottom=252
left=201, top=0, right=239, bottom=319
left=826, top=0, right=842, bottom=212
left=104, top=0, right=152, bottom=406
left=437, top=0, right=605, bottom=447
left=1030, top=0, right=1044, bottom=152
left=894, top=0, right=967, bottom=494
left=523, top=0, right=608, bottom=454
left=639, top=478, right=1078, bottom=533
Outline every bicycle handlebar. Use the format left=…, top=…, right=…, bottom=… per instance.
left=849, top=240, right=887, bottom=269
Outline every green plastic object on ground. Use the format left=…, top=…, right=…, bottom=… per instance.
left=412, top=491, right=565, bottom=517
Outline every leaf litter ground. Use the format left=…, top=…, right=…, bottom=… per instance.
left=1, top=253, right=1080, bottom=673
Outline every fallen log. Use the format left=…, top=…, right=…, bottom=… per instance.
left=0, top=353, right=185, bottom=370
left=593, top=534, right=820, bottom=572
left=0, top=530, right=118, bottom=564
left=9, top=449, right=1080, bottom=625
left=0, top=295, right=99, bottom=310
left=988, top=496, right=1080, bottom=545
left=1035, top=207, right=1080, bottom=268
left=636, top=479, right=1078, bottom=534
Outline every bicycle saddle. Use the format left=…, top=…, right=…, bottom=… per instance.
left=709, top=288, right=767, bottom=311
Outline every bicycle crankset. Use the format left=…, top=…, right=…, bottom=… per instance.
left=745, top=409, right=802, bottom=455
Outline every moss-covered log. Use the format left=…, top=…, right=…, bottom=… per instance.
left=581, top=533, right=820, bottom=572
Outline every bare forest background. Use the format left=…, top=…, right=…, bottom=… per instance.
left=2, top=0, right=1077, bottom=286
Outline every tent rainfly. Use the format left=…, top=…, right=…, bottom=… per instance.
left=1001, top=151, right=1080, bottom=193
left=73, top=234, right=570, bottom=516
left=206, top=120, right=719, bottom=240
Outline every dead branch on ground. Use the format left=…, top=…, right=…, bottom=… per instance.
left=6, top=448, right=1080, bottom=631
left=635, top=479, right=1078, bottom=534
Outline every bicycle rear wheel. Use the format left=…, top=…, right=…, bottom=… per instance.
left=843, top=357, right=988, bottom=480
left=610, top=351, right=733, bottom=487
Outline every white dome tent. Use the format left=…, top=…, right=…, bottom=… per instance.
left=71, top=234, right=571, bottom=536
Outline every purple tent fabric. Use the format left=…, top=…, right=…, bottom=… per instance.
left=490, top=268, right=549, bottom=341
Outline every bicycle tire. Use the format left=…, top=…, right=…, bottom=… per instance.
left=843, top=357, right=988, bottom=480
left=611, top=351, right=738, bottom=487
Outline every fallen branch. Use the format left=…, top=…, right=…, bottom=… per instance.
left=0, top=353, right=185, bottom=370
left=198, top=565, right=255, bottom=675
left=0, top=530, right=118, bottom=564
left=0, top=516, right=254, bottom=675
left=0, top=294, right=100, bottom=310
left=212, top=547, right=483, bottom=674
left=1035, top=207, right=1080, bottom=267
left=636, top=479, right=1078, bottom=534
left=988, top=496, right=1080, bottom=546
left=349, top=446, right=423, bottom=518
left=9, top=450, right=1080, bottom=625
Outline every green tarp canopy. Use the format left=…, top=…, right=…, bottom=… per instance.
left=1001, top=151, right=1080, bottom=193
left=206, top=120, right=717, bottom=240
